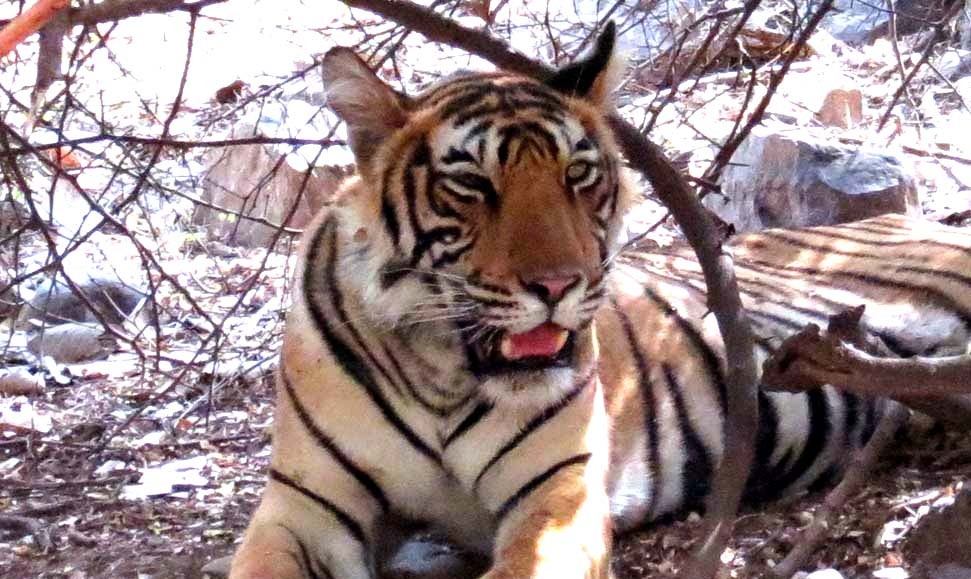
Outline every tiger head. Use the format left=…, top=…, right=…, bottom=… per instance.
left=321, top=25, right=633, bottom=407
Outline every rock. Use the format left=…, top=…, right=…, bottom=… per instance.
left=774, top=70, right=864, bottom=128
left=17, top=273, right=151, bottom=328
left=27, top=323, right=112, bottom=363
left=906, top=489, right=971, bottom=576
left=200, top=555, right=233, bottom=578
left=381, top=536, right=489, bottom=579
left=710, top=125, right=919, bottom=232
left=0, top=368, right=45, bottom=396
left=823, top=0, right=955, bottom=43
left=374, top=512, right=490, bottom=579
left=193, top=122, right=346, bottom=247
left=821, top=0, right=887, bottom=44
left=936, top=49, right=971, bottom=81
left=816, top=87, right=863, bottom=129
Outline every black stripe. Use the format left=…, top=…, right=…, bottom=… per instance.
left=431, top=238, right=475, bottom=268
left=736, top=257, right=971, bottom=326
left=379, top=342, right=450, bottom=416
left=444, top=401, right=493, bottom=448
left=463, top=119, right=493, bottom=146
left=844, top=220, right=971, bottom=244
left=843, top=392, right=860, bottom=448
left=404, top=140, right=430, bottom=255
left=640, top=286, right=728, bottom=411
left=495, top=453, right=592, bottom=522
left=303, top=220, right=440, bottom=463
left=280, top=371, right=390, bottom=512
left=860, top=399, right=880, bottom=443
left=380, top=188, right=401, bottom=248
left=411, top=226, right=463, bottom=267
left=664, top=365, right=713, bottom=513
left=497, top=126, right=519, bottom=166
left=636, top=259, right=835, bottom=331
left=379, top=261, right=410, bottom=289
left=757, top=230, right=971, bottom=288
left=518, top=120, right=559, bottom=158
left=282, top=524, right=332, bottom=579
left=441, top=147, right=476, bottom=165
left=768, top=226, right=971, bottom=257
left=441, top=88, right=495, bottom=122
left=474, top=376, right=591, bottom=489
left=744, top=391, right=781, bottom=503
left=270, top=469, right=368, bottom=548
left=613, top=303, right=661, bottom=518
left=768, top=388, right=831, bottom=498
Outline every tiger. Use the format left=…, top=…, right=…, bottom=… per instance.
left=228, top=23, right=971, bottom=579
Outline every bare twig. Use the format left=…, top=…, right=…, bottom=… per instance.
left=1, top=135, right=345, bottom=159
left=877, top=1, right=965, bottom=130
left=69, top=0, right=228, bottom=25
left=702, top=0, right=836, bottom=184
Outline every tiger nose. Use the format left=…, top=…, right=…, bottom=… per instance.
left=521, top=273, right=581, bottom=304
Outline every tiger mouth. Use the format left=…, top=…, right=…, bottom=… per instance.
left=466, top=322, right=576, bottom=374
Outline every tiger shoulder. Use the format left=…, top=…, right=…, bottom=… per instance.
left=229, top=20, right=971, bottom=579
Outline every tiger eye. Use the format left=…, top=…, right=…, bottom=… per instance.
left=566, top=161, right=590, bottom=181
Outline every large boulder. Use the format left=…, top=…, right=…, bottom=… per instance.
left=708, top=126, right=920, bottom=232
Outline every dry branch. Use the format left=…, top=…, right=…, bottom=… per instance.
left=335, top=2, right=760, bottom=577
left=70, top=0, right=228, bottom=25
left=763, top=314, right=971, bottom=398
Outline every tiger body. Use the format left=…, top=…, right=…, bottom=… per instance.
left=230, top=26, right=971, bottom=579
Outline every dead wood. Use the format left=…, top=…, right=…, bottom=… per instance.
left=762, top=307, right=971, bottom=399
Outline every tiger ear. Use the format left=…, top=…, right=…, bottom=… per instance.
left=321, top=48, right=408, bottom=166
left=545, top=21, right=623, bottom=107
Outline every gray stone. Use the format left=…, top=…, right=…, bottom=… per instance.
left=709, top=126, right=920, bottom=232
left=27, top=323, right=112, bottom=364
left=18, top=274, right=151, bottom=328
left=200, top=555, right=233, bottom=578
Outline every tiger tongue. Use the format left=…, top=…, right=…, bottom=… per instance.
left=499, top=323, right=569, bottom=360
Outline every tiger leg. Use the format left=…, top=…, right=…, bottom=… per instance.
left=229, top=473, right=376, bottom=579
left=482, top=454, right=612, bottom=579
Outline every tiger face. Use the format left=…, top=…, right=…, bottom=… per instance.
left=322, top=31, right=632, bottom=407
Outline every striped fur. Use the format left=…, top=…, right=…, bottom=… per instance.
left=230, top=30, right=971, bottom=579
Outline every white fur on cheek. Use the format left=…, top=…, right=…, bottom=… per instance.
left=337, top=207, right=432, bottom=328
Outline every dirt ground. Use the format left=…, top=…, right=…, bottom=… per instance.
left=2, top=362, right=970, bottom=579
